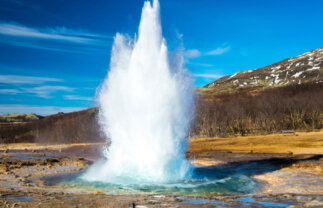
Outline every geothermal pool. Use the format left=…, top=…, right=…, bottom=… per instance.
left=61, top=167, right=257, bottom=195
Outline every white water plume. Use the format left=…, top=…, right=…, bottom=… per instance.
left=82, top=0, right=194, bottom=184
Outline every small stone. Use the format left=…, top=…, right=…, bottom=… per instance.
left=148, top=200, right=158, bottom=204
left=11, top=203, right=18, bottom=208
left=282, top=194, right=292, bottom=199
left=305, top=200, right=323, bottom=207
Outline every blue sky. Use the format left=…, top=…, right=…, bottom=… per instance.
left=0, top=0, right=322, bottom=115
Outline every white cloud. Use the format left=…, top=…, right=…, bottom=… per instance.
left=0, top=22, right=111, bottom=53
left=187, top=62, right=215, bottom=67
left=0, top=75, right=62, bottom=84
left=184, top=45, right=231, bottom=59
left=0, top=75, right=75, bottom=98
left=0, top=22, right=110, bottom=45
left=0, top=104, right=85, bottom=116
left=206, top=46, right=231, bottom=56
left=193, top=73, right=223, bottom=79
left=184, top=49, right=201, bottom=58
left=22, top=86, right=74, bottom=98
left=0, top=89, right=22, bottom=94
left=65, top=95, right=93, bottom=101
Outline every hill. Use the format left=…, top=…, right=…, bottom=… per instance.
left=0, top=108, right=103, bottom=143
left=202, top=48, right=323, bottom=96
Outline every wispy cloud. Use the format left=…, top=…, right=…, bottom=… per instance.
left=206, top=46, right=231, bottom=56
left=193, top=73, right=223, bottom=79
left=22, top=86, right=74, bottom=98
left=0, top=22, right=111, bottom=53
left=0, top=89, right=22, bottom=94
left=184, top=45, right=231, bottom=59
left=0, top=104, right=85, bottom=116
left=184, top=49, right=201, bottom=58
left=186, top=62, right=215, bottom=67
left=0, top=22, right=109, bottom=44
left=0, top=75, right=62, bottom=84
left=65, top=95, right=93, bottom=101
left=0, top=74, right=95, bottom=99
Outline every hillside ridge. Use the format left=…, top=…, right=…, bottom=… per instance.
left=204, top=47, right=323, bottom=94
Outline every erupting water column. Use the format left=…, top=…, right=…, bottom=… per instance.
left=82, top=0, right=194, bottom=184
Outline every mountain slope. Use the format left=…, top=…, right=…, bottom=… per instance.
left=204, top=48, right=323, bottom=94
left=0, top=108, right=103, bottom=143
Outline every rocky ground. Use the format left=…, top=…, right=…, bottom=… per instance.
left=0, top=135, right=323, bottom=207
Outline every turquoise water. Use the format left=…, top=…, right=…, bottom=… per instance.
left=237, top=196, right=289, bottom=207
left=58, top=167, right=258, bottom=195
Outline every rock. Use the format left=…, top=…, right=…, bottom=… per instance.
left=153, top=195, right=165, bottom=199
left=11, top=203, right=18, bottom=208
left=282, top=194, right=292, bottom=199
left=296, top=196, right=312, bottom=201
left=148, top=200, right=158, bottom=204
left=175, top=197, right=183, bottom=202
left=305, top=200, right=323, bottom=207
left=45, top=158, right=59, bottom=163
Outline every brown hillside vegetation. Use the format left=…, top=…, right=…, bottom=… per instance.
left=191, top=82, right=323, bottom=137
left=0, top=108, right=104, bottom=144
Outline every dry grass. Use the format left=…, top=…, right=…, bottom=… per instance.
left=2, top=131, right=323, bottom=155
left=0, top=142, right=106, bottom=151
left=188, top=131, right=323, bottom=155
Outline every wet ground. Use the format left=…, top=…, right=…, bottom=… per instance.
left=0, top=144, right=323, bottom=207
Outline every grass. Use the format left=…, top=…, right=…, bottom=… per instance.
left=2, top=131, right=323, bottom=156
left=0, top=114, right=39, bottom=119
left=188, top=130, right=323, bottom=155
left=0, top=142, right=106, bottom=151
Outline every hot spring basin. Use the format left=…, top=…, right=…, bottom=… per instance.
left=46, top=166, right=259, bottom=195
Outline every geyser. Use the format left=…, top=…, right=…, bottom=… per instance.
left=82, top=0, right=194, bottom=183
